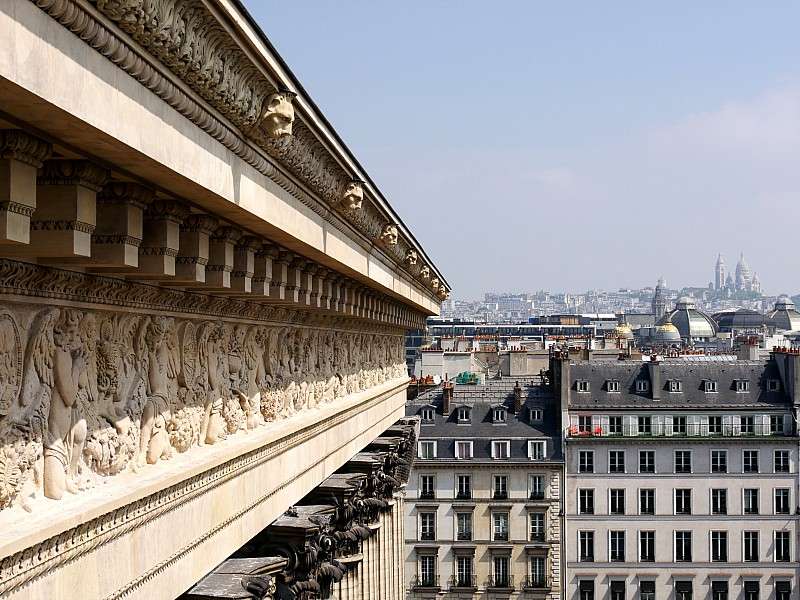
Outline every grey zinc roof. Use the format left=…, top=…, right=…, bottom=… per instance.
left=567, top=358, right=789, bottom=409
left=406, top=378, right=563, bottom=461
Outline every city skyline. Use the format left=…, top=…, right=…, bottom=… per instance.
left=246, top=1, right=800, bottom=300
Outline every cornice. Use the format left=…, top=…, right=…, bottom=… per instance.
left=27, top=0, right=449, bottom=302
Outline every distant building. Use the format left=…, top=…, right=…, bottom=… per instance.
left=651, top=281, right=666, bottom=320
left=715, top=254, right=727, bottom=291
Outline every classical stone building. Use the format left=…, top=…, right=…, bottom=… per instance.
left=555, top=349, right=800, bottom=600
left=0, top=1, right=448, bottom=598
left=405, top=379, right=563, bottom=599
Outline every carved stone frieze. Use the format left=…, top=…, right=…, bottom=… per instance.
left=0, top=130, right=53, bottom=167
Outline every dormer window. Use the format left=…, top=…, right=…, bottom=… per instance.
left=768, top=379, right=780, bottom=392
left=493, top=407, right=507, bottom=423
left=736, top=379, right=750, bottom=393
left=529, top=408, right=543, bottom=423
left=457, top=406, right=471, bottom=423
left=705, top=380, right=718, bottom=393
left=669, top=379, right=683, bottom=393
left=636, top=380, right=650, bottom=393
left=577, top=380, right=590, bottom=393
left=606, top=380, right=620, bottom=393
left=420, top=407, right=435, bottom=422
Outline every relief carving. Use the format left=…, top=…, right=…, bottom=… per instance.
left=260, top=91, right=296, bottom=139
left=404, top=249, right=418, bottom=266
left=378, top=224, right=398, bottom=246
left=341, top=180, right=364, bottom=210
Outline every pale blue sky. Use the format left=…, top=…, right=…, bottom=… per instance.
left=244, top=2, right=800, bottom=300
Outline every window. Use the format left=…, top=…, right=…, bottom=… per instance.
left=455, top=556, right=473, bottom=587
left=456, top=512, right=472, bottom=541
left=774, top=450, right=790, bottom=472
left=579, top=450, right=594, bottom=473
left=776, top=581, right=791, bottom=600
left=577, top=380, right=590, bottom=392
left=675, top=489, right=691, bottom=515
left=741, top=416, right=754, bottom=435
left=640, top=580, right=656, bottom=600
left=607, top=379, right=619, bottom=392
left=609, top=489, right=625, bottom=515
left=420, top=475, right=435, bottom=499
left=675, top=580, right=693, bottom=600
left=455, top=441, right=472, bottom=459
left=711, top=450, right=727, bottom=473
left=420, top=407, right=434, bottom=422
left=705, top=379, right=718, bottom=393
left=744, top=581, right=759, bottom=600
left=775, top=488, right=790, bottom=514
left=775, top=530, right=791, bottom=561
left=636, top=379, right=650, bottom=393
left=493, top=475, right=508, bottom=499
left=675, top=531, right=692, bottom=561
left=492, top=440, right=510, bottom=459
left=457, top=406, right=471, bottom=422
left=712, top=581, right=728, bottom=600
left=675, top=450, right=691, bottom=473
left=456, top=474, right=471, bottom=499
left=711, top=489, right=727, bottom=514
left=579, top=489, right=594, bottom=515
left=638, top=415, right=652, bottom=435
left=577, top=415, right=592, bottom=432
left=493, top=556, right=510, bottom=588
left=639, top=489, right=655, bottom=515
left=736, top=379, right=750, bottom=392
left=529, top=513, right=545, bottom=541
left=610, top=580, right=625, bottom=600
left=711, top=531, right=728, bottom=562
left=743, top=531, right=759, bottom=562
left=529, top=474, right=545, bottom=499
left=743, top=450, right=759, bottom=473
left=493, top=407, right=506, bottom=422
left=768, top=379, right=780, bottom=392
left=639, top=450, right=655, bottom=473
left=528, top=440, right=545, bottom=460
left=419, top=555, right=437, bottom=587
left=669, top=379, right=682, bottom=392
left=418, top=441, right=436, bottom=459
left=580, top=580, right=595, bottom=600
left=709, top=416, right=723, bottom=435
left=770, top=414, right=784, bottom=435
left=609, top=450, right=625, bottom=473
left=609, top=531, right=625, bottom=561
left=743, top=489, right=759, bottom=514
left=529, top=408, right=543, bottom=423
left=673, top=416, right=687, bottom=435
left=530, top=556, right=546, bottom=586
left=420, top=512, right=436, bottom=540
left=492, top=512, right=509, bottom=541
left=608, top=416, right=622, bottom=435
left=639, top=531, right=655, bottom=562
left=579, top=531, right=594, bottom=562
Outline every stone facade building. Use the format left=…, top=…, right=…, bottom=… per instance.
left=554, top=349, right=800, bottom=600
left=405, top=379, right=564, bottom=599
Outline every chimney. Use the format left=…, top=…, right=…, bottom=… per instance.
left=647, top=356, right=661, bottom=400
left=514, top=381, right=523, bottom=413
left=442, top=381, right=453, bottom=415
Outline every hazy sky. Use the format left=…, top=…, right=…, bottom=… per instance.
left=243, top=2, right=800, bottom=300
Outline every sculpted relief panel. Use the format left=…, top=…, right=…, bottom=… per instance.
left=0, top=301, right=406, bottom=513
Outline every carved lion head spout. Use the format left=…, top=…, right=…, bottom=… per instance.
left=342, top=179, right=364, bottom=210
left=430, top=278, right=440, bottom=290
left=404, top=249, right=418, bottom=265
left=261, top=90, right=296, bottom=139
left=379, top=224, right=398, bottom=246
left=419, top=265, right=430, bottom=280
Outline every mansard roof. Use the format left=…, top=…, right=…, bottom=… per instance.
left=567, top=358, right=789, bottom=410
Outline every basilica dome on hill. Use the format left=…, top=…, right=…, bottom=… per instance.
left=658, top=296, right=718, bottom=342
left=768, top=296, right=800, bottom=332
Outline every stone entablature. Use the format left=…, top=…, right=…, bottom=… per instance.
left=8, top=0, right=448, bottom=305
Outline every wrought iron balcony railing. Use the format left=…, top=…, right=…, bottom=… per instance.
left=529, top=491, right=545, bottom=500
left=494, top=532, right=509, bottom=541
left=449, top=575, right=477, bottom=589
left=456, top=491, right=472, bottom=500
left=488, top=576, right=514, bottom=589
left=568, top=424, right=788, bottom=438
left=419, top=531, right=436, bottom=541
left=522, top=576, right=549, bottom=589
left=419, top=491, right=435, bottom=500
left=456, top=531, right=472, bottom=541
left=493, top=490, right=508, bottom=500
left=529, top=532, right=546, bottom=542
left=412, top=575, right=440, bottom=589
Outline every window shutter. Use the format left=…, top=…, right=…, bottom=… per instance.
left=623, top=415, right=637, bottom=436
left=652, top=415, right=665, bottom=436
left=722, top=414, right=734, bottom=436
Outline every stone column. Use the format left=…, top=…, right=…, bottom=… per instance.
left=0, top=129, right=52, bottom=244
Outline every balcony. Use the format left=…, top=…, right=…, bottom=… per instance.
left=568, top=423, right=788, bottom=439
left=412, top=575, right=440, bottom=590
left=456, top=491, right=472, bottom=500
left=493, top=490, right=508, bottom=500
left=529, top=532, right=546, bottom=542
left=522, top=577, right=549, bottom=590
left=449, top=576, right=477, bottom=590
left=529, top=491, right=545, bottom=500
left=488, top=576, right=515, bottom=590
left=420, top=531, right=436, bottom=541
left=419, top=491, right=435, bottom=500
left=494, top=532, right=509, bottom=541
left=457, top=530, right=472, bottom=541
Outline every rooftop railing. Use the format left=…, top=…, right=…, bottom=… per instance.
left=567, top=424, right=788, bottom=438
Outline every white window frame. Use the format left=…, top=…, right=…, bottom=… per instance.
left=528, top=440, right=546, bottom=460
left=606, top=379, right=620, bottom=392
left=491, top=440, right=510, bottom=459
left=529, top=474, right=545, bottom=499
left=529, top=407, right=543, bottom=423
left=420, top=407, right=435, bottom=422
left=455, top=440, right=473, bottom=460
left=669, top=379, right=683, bottom=392
left=577, top=380, right=590, bottom=392
left=736, top=379, right=750, bottom=393
left=457, top=406, right=471, bottom=423
left=705, top=379, right=718, bottom=393
left=636, top=379, right=650, bottom=393
left=493, top=407, right=507, bottom=423
left=418, top=440, right=436, bottom=459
